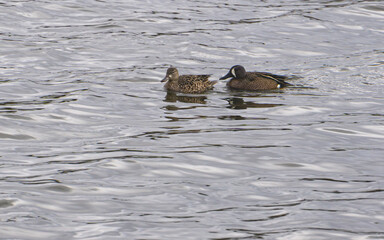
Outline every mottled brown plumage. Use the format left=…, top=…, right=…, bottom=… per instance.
left=220, top=65, right=290, bottom=90
left=161, top=67, right=217, bottom=93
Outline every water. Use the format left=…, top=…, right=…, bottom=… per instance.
left=1, top=0, right=383, bottom=239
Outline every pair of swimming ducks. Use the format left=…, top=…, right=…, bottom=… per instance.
left=161, top=65, right=291, bottom=93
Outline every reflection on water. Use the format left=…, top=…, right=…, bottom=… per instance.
left=225, top=97, right=284, bottom=109
left=0, top=0, right=384, bottom=239
left=164, top=91, right=208, bottom=104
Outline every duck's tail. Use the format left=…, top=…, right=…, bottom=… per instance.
left=210, top=80, right=218, bottom=86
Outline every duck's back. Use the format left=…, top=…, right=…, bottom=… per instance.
left=256, top=72, right=288, bottom=82
left=179, top=75, right=211, bottom=83
left=177, top=75, right=216, bottom=93
left=228, top=72, right=288, bottom=90
left=251, top=72, right=290, bottom=87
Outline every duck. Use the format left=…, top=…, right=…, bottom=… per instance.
left=161, top=67, right=217, bottom=94
left=220, top=65, right=291, bottom=90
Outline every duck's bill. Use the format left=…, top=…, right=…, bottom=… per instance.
left=219, top=72, right=231, bottom=80
left=161, top=76, right=169, bottom=82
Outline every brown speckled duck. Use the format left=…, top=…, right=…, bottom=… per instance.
left=161, top=67, right=217, bottom=94
left=220, top=65, right=291, bottom=90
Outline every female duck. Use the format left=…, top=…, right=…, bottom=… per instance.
left=220, top=65, right=290, bottom=90
left=161, top=67, right=217, bottom=94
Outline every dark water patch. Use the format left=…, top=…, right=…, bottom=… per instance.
left=315, top=189, right=384, bottom=194
left=242, top=212, right=290, bottom=222
left=362, top=5, right=384, bottom=12
left=0, top=199, right=16, bottom=208
left=1, top=114, right=33, bottom=120
left=57, top=169, right=87, bottom=175
left=197, top=207, right=238, bottom=214
left=45, top=153, right=171, bottom=165
left=134, top=127, right=293, bottom=139
left=0, top=132, right=35, bottom=140
left=45, top=184, right=72, bottom=192
left=217, top=115, right=268, bottom=120
left=239, top=144, right=290, bottom=149
left=21, top=179, right=61, bottom=185
left=301, top=178, right=349, bottom=183
left=2, top=176, right=60, bottom=184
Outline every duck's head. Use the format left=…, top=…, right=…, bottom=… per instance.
left=161, top=67, right=179, bottom=82
left=220, top=65, right=246, bottom=80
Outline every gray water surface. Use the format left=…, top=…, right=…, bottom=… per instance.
left=1, top=0, right=384, bottom=239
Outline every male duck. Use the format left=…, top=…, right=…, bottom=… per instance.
left=220, top=65, right=290, bottom=90
left=161, top=67, right=217, bottom=94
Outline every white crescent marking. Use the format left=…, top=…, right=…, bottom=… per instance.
left=231, top=68, right=236, bottom=78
